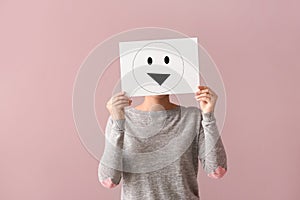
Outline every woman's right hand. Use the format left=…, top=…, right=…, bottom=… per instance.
left=106, top=91, right=132, bottom=120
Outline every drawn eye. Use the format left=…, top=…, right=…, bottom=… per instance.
left=164, top=56, right=170, bottom=64
left=147, top=57, right=153, bottom=65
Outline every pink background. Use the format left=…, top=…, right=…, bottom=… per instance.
left=1, top=0, right=300, bottom=199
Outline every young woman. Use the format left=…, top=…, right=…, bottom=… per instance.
left=98, top=85, right=227, bottom=200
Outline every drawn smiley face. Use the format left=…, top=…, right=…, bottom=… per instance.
left=132, top=42, right=184, bottom=94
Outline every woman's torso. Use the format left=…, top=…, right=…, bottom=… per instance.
left=120, top=105, right=202, bottom=200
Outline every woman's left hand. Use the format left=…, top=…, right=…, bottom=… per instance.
left=194, top=86, right=218, bottom=113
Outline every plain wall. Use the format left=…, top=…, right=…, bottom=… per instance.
left=1, top=0, right=300, bottom=199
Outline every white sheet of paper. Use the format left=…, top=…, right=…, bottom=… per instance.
left=119, top=37, right=200, bottom=97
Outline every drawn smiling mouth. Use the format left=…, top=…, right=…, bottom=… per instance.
left=147, top=73, right=170, bottom=86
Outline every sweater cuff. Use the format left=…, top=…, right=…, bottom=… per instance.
left=111, top=119, right=125, bottom=131
left=202, top=111, right=216, bottom=122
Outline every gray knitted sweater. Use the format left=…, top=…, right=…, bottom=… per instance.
left=98, top=105, right=227, bottom=200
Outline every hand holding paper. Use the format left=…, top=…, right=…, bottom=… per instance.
left=194, top=86, right=218, bottom=113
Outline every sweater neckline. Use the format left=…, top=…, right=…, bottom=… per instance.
left=126, top=105, right=182, bottom=115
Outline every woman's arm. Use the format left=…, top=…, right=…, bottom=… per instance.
left=198, top=111, right=228, bottom=179
left=195, top=85, right=227, bottom=179
left=98, top=91, right=131, bottom=188
left=98, top=117, right=125, bottom=188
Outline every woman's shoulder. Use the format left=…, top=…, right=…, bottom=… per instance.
left=180, top=106, right=202, bottom=119
left=181, top=105, right=201, bottom=113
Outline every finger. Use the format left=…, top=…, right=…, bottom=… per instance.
left=203, top=90, right=215, bottom=98
left=196, top=96, right=211, bottom=102
left=196, top=88, right=210, bottom=95
left=195, top=95, right=211, bottom=100
left=113, top=91, right=126, bottom=98
left=195, top=93, right=211, bottom=98
left=113, top=99, right=131, bottom=105
left=197, top=85, right=208, bottom=90
left=195, top=93, right=212, bottom=98
left=118, top=94, right=131, bottom=101
left=112, top=96, right=130, bottom=103
left=197, top=86, right=213, bottom=93
left=113, top=96, right=130, bottom=101
left=200, top=89, right=210, bottom=94
left=115, top=102, right=131, bottom=108
left=114, top=91, right=125, bottom=96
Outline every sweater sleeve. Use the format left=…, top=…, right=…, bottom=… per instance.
left=98, top=116, right=125, bottom=188
left=198, top=111, right=228, bottom=179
